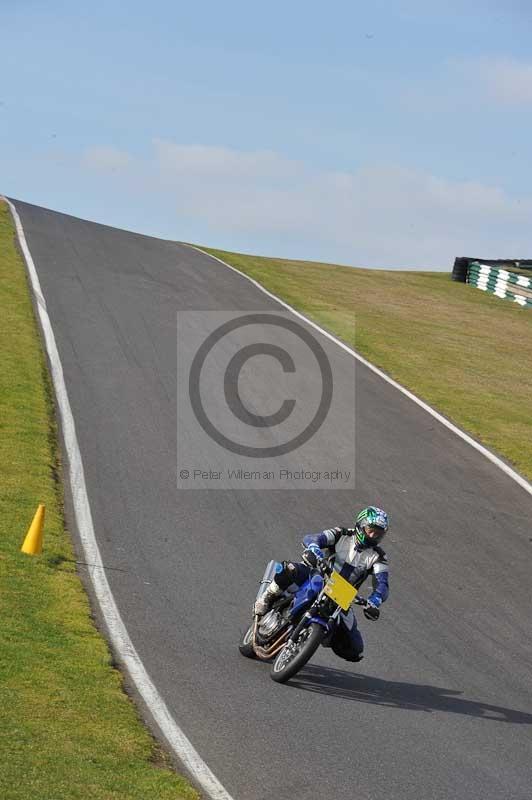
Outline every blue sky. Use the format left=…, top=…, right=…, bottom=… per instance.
left=2, top=0, right=532, bottom=268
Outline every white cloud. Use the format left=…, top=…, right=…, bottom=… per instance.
left=80, top=141, right=532, bottom=268
left=476, top=58, right=532, bottom=106
left=399, top=57, right=532, bottom=114
left=152, top=140, right=302, bottom=180
left=83, top=146, right=132, bottom=171
left=455, top=57, right=532, bottom=107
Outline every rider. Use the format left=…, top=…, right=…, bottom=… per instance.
left=254, top=506, right=390, bottom=663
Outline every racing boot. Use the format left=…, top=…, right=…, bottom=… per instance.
left=254, top=580, right=282, bottom=616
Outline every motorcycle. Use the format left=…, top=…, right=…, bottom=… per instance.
left=239, top=556, right=368, bottom=683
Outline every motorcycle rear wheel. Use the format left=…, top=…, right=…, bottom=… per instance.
left=238, top=623, right=257, bottom=659
left=270, top=623, right=324, bottom=683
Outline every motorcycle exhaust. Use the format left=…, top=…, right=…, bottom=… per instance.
left=251, top=560, right=287, bottom=659
left=252, top=618, right=289, bottom=660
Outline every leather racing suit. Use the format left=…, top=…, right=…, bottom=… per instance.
left=273, top=526, right=389, bottom=662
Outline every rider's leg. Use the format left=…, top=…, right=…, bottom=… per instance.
left=254, top=561, right=310, bottom=615
left=274, top=561, right=311, bottom=591
left=330, top=609, right=364, bottom=662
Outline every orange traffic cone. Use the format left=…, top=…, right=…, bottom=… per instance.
left=21, top=504, right=45, bottom=555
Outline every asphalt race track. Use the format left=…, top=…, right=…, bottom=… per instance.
left=13, top=200, right=532, bottom=800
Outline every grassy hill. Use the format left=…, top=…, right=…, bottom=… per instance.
left=202, top=247, right=532, bottom=481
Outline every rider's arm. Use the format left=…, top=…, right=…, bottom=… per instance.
left=303, top=526, right=347, bottom=550
left=368, top=556, right=389, bottom=606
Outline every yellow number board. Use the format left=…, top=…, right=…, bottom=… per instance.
left=324, top=571, right=357, bottom=611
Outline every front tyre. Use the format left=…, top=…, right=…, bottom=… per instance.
left=271, top=623, right=324, bottom=683
left=238, top=623, right=257, bottom=659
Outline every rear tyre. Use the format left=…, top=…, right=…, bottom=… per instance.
left=238, top=623, right=257, bottom=659
left=271, top=623, right=324, bottom=683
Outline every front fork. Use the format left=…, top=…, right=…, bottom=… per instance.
left=289, top=604, right=341, bottom=642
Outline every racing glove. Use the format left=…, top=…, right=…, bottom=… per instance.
left=302, top=544, right=324, bottom=569
left=363, top=599, right=381, bottom=621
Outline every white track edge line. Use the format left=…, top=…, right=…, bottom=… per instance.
left=189, top=245, right=532, bottom=499
left=5, top=199, right=235, bottom=800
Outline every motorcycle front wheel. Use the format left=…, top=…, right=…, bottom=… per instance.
left=270, top=622, right=324, bottom=683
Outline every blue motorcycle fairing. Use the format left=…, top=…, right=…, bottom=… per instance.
left=310, top=573, right=324, bottom=593
left=289, top=572, right=324, bottom=618
left=308, top=614, right=332, bottom=631
left=290, top=573, right=334, bottom=633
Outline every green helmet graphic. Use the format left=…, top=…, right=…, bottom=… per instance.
left=355, top=506, right=389, bottom=548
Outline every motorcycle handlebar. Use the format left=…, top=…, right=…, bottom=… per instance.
left=300, top=547, right=369, bottom=607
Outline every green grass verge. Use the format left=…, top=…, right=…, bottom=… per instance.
left=0, top=200, right=198, bottom=800
left=202, top=246, right=532, bottom=481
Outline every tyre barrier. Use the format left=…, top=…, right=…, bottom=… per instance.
left=466, top=262, right=532, bottom=308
